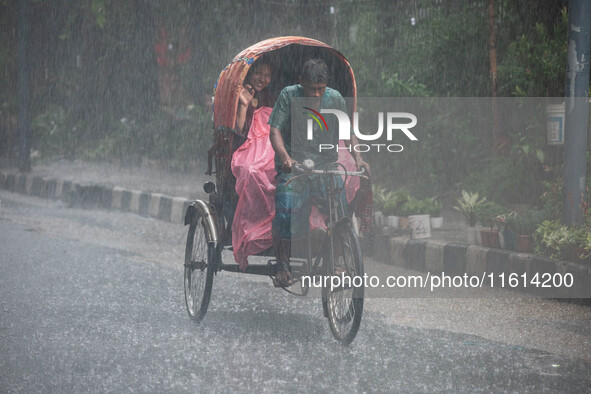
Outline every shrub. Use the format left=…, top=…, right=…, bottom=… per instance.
left=510, top=209, right=546, bottom=235
left=372, top=185, right=394, bottom=212
left=382, top=189, right=410, bottom=216
left=534, top=219, right=591, bottom=261
left=454, top=190, right=486, bottom=227
left=475, top=201, right=508, bottom=230
left=424, top=197, right=442, bottom=217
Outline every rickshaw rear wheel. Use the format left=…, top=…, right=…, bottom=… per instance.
left=184, top=215, right=215, bottom=322
left=322, top=223, right=364, bottom=346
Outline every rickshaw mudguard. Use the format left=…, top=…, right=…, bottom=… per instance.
left=184, top=199, right=219, bottom=244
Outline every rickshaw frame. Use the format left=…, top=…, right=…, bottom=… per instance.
left=183, top=36, right=365, bottom=345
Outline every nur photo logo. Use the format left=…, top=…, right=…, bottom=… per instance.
left=303, top=107, right=329, bottom=138
left=303, top=107, right=418, bottom=153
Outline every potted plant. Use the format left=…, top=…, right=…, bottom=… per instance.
left=382, top=189, right=410, bottom=229
left=391, top=190, right=411, bottom=228
left=511, top=209, right=544, bottom=253
left=383, top=197, right=399, bottom=229
left=454, top=190, right=485, bottom=227
left=398, top=195, right=427, bottom=221
left=408, top=197, right=432, bottom=239
left=534, top=219, right=591, bottom=262
left=496, top=211, right=517, bottom=250
left=397, top=201, right=411, bottom=228
left=475, top=201, right=507, bottom=248
left=426, top=197, right=443, bottom=228
left=372, top=185, right=394, bottom=227
left=454, top=190, right=486, bottom=244
left=401, top=196, right=419, bottom=215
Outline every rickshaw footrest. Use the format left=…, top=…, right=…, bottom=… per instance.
left=220, top=260, right=309, bottom=277
left=220, top=263, right=272, bottom=276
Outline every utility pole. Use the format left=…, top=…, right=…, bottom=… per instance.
left=562, top=0, right=590, bottom=226
left=489, top=0, right=501, bottom=154
left=18, top=0, right=31, bottom=172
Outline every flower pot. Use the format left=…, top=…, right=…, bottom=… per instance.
left=480, top=230, right=489, bottom=247
left=466, top=227, right=479, bottom=245
left=386, top=215, right=399, bottom=229
left=516, top=234, right=533, bottom=253
left=502, top=230, right=517, bottom=251
left=474, top=226, right=483, bottom=246
left=498, top=230, right=505, bottom=249
left=481, top=229, right=501, bottom=249
left=430, top=216, right=443, bottom=229
left=374, top=211, right=384, bottom=226
left=491, top=231, right=501, bottom=249
left=399, top=217, right=409, bottom=228
left=409, top=214, right=431, bottom=239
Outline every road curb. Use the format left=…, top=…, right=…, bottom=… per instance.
left=369, top=231, right=591, bottom=299
left=0, top=169, right=192, bottom=224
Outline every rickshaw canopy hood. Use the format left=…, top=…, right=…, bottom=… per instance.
left=213, top=36, right=357, bottom=130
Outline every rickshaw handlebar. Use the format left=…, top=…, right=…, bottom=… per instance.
left=292, top=162, right=368, bottom=178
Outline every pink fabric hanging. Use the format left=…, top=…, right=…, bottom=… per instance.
left=231, top=107, right=276, bottom=270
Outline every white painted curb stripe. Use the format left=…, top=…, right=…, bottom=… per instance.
left=171, top=197, right=188, bottom=224
left=129, top=190, right=142, bottom=214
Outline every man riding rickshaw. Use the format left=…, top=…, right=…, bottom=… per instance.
left=267, top=58, right=370, bottom=287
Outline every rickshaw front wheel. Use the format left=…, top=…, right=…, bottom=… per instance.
left=184, top=215, right=215, bottom=322
left=322, top=223, right=364, bottom=346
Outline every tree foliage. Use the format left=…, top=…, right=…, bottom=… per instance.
left=0, top=0, right=578, bottom=200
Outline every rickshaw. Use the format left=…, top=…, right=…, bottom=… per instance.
left=183, top=36, right=366, bottom=345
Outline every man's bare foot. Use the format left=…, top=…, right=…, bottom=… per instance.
left=273, top=261, right=292, bottom=287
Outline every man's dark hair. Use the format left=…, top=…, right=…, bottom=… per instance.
left=300, top=59, right=329, bottom=84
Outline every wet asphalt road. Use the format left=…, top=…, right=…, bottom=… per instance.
left=1, top=190, right=590, bottom=392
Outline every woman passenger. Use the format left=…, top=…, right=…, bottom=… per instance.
left=231, top=58, right=277, bottom=270
left=234, top=58, right=274, bottom=139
